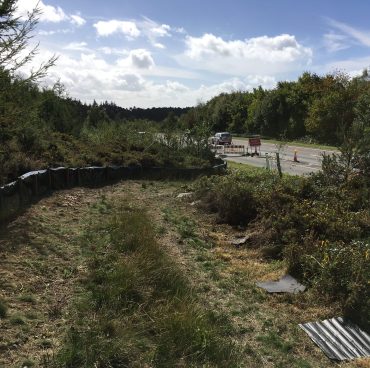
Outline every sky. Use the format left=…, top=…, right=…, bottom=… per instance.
left=15, top=0, right=370, bottom=107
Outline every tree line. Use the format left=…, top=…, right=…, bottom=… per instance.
left=1, top=0, right=370, bottom=184
left=180, top=70, right=370, bottom=145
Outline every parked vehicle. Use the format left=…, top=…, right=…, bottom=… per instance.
left=211, top=132, right=232, bottom=145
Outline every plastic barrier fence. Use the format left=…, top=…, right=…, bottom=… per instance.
left=223, top=145, right=245, bottom=154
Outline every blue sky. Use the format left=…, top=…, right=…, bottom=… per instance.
left=16, top=0, right=370, bottom=107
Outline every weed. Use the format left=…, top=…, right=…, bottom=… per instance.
left=0, top=299, right=7, bottom=318
left=10, top=314, right=26, bottom=325
left=19, top=294, right=37, bottom=304
left=62, top=267, right=76, bottom=279
left=40, top=339, right=53, bottom=349
left=257, top=331, right=293, bottom=353
left=25, top=311, right=39, bottom=320
left=294, top=359, right=312, bottom=368
left=21, top=359, right=35, bottom=367
left=48, top=303, right=63, bottom=320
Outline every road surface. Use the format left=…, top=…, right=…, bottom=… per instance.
left=223, top=139, right=338, bottom=175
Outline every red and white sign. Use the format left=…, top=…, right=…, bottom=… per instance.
left=248, top=137, right=261, bottom=147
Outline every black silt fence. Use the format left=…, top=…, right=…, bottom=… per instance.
left=0, top=161, right=227, bottom=223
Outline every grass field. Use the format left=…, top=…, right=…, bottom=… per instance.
left=0, top=179, right=368, bottom=367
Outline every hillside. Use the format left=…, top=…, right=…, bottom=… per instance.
left=1, top=178, right=368, bottom=367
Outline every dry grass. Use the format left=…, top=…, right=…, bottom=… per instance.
left=0, top=179, right=368, bottom=367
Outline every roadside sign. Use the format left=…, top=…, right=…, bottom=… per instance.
left=249, top=137, right=261, bottom=147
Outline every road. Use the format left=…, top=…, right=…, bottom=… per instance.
left=223, top=139, right=338, bottom=175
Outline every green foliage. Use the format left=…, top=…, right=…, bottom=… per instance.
left=0, top=60, right=210, bottom=186
left=195, top=162, right=370, bottom=329
left=288, top=239, right=370, bottom=330
left=181, top=70, right=370, bottom=146
left=194, top=168, right=277, bottom=225
left=10, top=314, right=26, bottom=325
left=55, top=204, right=238, bottom=367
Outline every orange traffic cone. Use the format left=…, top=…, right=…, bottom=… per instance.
left=293, top=150, right=299, bottom=162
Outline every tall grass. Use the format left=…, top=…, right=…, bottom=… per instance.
left=55, top=203, right=238, bottom=367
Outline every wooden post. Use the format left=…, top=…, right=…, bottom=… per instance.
left=265, top=154, right=270, bottom=170
left=276, top=152, right=283, bottom=178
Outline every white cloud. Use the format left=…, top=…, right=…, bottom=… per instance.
left=95, top=16, right=174, bottom=48
left=321, top=56, right=370, bottom=76
left=150, top=23, right=171, bottom=38
left=115, top=73, right=146, bottom=91
left=116, top=49, right=155, bottom=69
left=94, top=20, right=140, bottom=39
left=323, top=32, right=350, bottom=52
left=98, top=47, right=129, bottom=56
left=38, top=28, right=73, bottom=36
left=327, top=18, right=370, bottom=47
left=186, top=33, right=310, bottom=61
left=64, top=42, right=89, bottom=52
left=175, top=27, right=187, bottom=34
left=179, top=33, right=312, bottom=76
left=139, top=17, right=172, bottom=48
left=129, top=49, right=155, bottom=69
left=153, top=43, right=165, bottom=49
left=16, top=0, right=86, bottom=27
left=16, top=0, right=67, bottom=22
left=70, top=14, right=86, bottom=27
left=22, top=43, right=278, bottom=108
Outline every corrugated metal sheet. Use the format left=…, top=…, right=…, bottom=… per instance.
left=299, top=317, right=370, bottom=361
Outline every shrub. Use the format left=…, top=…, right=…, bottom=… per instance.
left=195, top=166, right=370, bottom=329
left=287, top=238, right=370, bottom=330
left=194, top=168, right=276, bottom=225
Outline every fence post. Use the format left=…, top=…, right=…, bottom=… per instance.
left=275, top=152, right=283, bottom=178
left=265, top=154, right=270, bottom=170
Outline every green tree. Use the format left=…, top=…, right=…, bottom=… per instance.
left=0, top=0, right=56, bottom=79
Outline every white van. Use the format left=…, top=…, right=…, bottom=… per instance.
left=211, top=132, right=232, bottom=145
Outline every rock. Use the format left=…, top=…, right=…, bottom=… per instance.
left=231, top=236, right=248, bottom=247
left=177, top=192, right=193, bottom=199
left=190, top=200, right=201, bottom=206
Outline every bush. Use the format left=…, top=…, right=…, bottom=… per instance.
left=287, top=238, right=370, bottom=330
left=194, top=168, right=276, bottom=225
left=195, top=166, right=370, bottom=330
